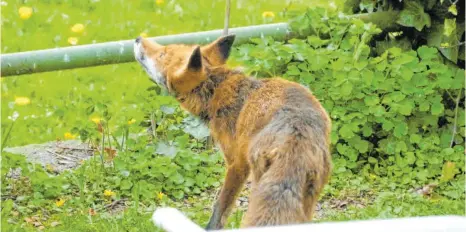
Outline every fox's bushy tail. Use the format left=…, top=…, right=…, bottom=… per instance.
left=243, top=115, right=331, bottom=227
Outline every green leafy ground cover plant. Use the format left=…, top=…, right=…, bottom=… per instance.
left=1, top=1, right=464, bottom=231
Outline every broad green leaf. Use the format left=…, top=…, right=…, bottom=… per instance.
left=183, top=116, right=210, bottom=140
left=383, top=120, right=395, bottom=131
left=307, top=35, right=330, bottom=48
left=169, top=172, right=184, bottom=184
left=396, top=0, right=431, bottom=31
left=410, top=134, right=422, bottom=143
left=364, top=95, right=379, bottom=106
left=394, top=122, right=408, bottom=138
left=448, top=4, right=458, bottom=16
left=395, top=141, right=408, bottom=152
left=400, top=67, right=414, bottom=80
left=398, top=100, right=414, bottom=115
left=417, top=46, right=437, bottom=60
left=156, top=142, right=178, bottom=158
left=361, top=69, right=374, bottom=85
left=172, top=190, right=185, bottom=200
left=431, top=100, right=444, bottom=115
left=371, top=105, right=386, bottom=117
left=405, top=152, right=416, bottom=165
left=440, top=162, right=456, bottom=182
left=419, top=101, right=430, bottom=112
left=426, top=22, right=460, bottom=63
left=443, top=18, right=456, bottom=36
left=353, top=138, right=369, bottom=153
left=120, top=180, right=133, bottom=190
left=340, top=82, right=353, bottom=96
left=339, top=124, right=355, bottom=139
left=362, top=125, right=373, bottom=137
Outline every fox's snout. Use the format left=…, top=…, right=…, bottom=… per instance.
left=133, top=37, right=167, bottom=88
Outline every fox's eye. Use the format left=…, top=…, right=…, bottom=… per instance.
left=159, top=52, right=166, bottom=59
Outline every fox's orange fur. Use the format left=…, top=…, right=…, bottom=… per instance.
left=134, top=35, right=332, bottom=230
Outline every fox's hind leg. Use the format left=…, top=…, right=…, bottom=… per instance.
left=304, top=172, right=328, bottom=220
left=205, top=149, right=250, bottom=230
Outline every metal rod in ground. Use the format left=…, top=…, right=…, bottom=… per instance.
left=1, top=23, right=290, bottom=77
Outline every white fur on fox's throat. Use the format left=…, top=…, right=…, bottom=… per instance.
left=133, top=39, right=167, bottom=88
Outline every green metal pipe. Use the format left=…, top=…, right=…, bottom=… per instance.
left=1, top=23, right=290, bottom=77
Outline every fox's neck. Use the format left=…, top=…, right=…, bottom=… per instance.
left=175, top=67, right=259, bottom=125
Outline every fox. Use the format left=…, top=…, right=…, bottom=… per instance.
left=133, top=34, right=332, bottom=230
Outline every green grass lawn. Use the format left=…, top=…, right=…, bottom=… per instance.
left=1, top=0, right=464, bottom=231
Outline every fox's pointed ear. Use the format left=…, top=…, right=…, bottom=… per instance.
left=202, top=34, right=236, bottom=65
left=187, top=46, right=202, bottom=71
left=216, top=34, right=236, bottom=60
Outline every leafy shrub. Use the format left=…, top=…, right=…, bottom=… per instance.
left=232, top=7, right=465, bottom=187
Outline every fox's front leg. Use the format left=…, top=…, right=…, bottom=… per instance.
left=206, top=158, right=250, bottom=230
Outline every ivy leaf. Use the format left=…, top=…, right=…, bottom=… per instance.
left=426, top=22, right=460, bottom=63
left=396, top=0, right=431, bottom=31
left=443, top=18, right=456, bottom=37
left=448, top=4, right=457, bottom=16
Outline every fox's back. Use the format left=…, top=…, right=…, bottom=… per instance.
left=236, top=78, right=331, bottom=142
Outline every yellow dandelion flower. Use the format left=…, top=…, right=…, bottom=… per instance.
left=64, top=132, right=77, bottom=140
left=262, top=11, right=275, bottom=18
left=140, top=32, right=148, bottom=38
left=104, top=189, right=116, bottom=197
left=128, top=119, right=136, bottom=125
left=55, top=198, right=65, bottom=207
left=155, top=0, right=164, bottom=5
left=15, top=96, right=31, bottom=106
left=157, top=192, right=165, bottom=200
left=18, top=6, right=33, bottom=20
left=68, top=37, right=78, bottom=45
left=46, top=164, right=55, bottom=172
left=71, top=23, right=85, bottom=33
left=91, top=117, right=101, bottom=124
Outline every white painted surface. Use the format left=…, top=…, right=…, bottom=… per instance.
left=152, top=207, right=466, bottom=232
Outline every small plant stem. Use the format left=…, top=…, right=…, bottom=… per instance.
left=100, top=123, right=106, bottom=172
left=450, top=89, right=463, bottom=147
left=1, top=121, right=16, bottom=151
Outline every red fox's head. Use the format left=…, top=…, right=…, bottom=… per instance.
left=133, top=34, right=236, bottom=94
